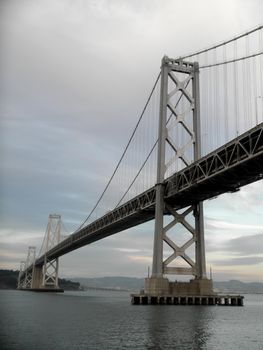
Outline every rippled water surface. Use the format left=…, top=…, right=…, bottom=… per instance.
left=0, top=290, right=263, bottom=349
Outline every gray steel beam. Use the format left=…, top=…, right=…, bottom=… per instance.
left=152, top=57, right=169, bottom=278
left=192, top=62, right=206, bottom=279
left=21, top=122, right=263, bottom=277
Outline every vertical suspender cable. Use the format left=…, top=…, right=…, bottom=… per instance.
left=246, top=34, right=252, bottom=129
left=242, top=39, right=247, bottom=131
left=259, top=28, right=263, bottom=123
left=223, top=44, right=229, bottom=141
left=233, top=40, right=239, bottom=136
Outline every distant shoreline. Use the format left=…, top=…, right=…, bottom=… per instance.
left=1, top=270, right=263, bottom=294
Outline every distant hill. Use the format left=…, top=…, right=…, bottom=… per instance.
left=0, top=269, right=81, bottom=291
left=71, top=276, right=263, bottom=293
left=213, top=280, right=263, bottom=294
left=0, top=269, right=19, bottom=289
left=71, top=276, right=145, bottom=291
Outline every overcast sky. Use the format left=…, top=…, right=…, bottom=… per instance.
left=1, top=0, right=263, bottom=282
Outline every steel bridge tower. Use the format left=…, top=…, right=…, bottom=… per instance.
left=41, top=214, right=61, bottom=289
left=145, top=56, right=213, bottom=296
left=17, top=214, right=62, bottom=291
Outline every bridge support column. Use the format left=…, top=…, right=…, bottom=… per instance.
left=152, top=56, right=169, bottom=280
left=148, top=56, right=210, bottom=296
left=42, top=257, right=59, bottom=289
left=31, top=266, right=44, bottom=289
left=192, top=60, right=207, bottom=280
left=194, top=202, right=207, bottom=279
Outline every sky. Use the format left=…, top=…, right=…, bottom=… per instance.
left=0, top=0, right=263, bottom=282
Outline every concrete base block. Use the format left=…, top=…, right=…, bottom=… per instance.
left=31, top=266, right=44, bottom=289
left=19, top=287, right=64, bottom=293
left=169, top=278, right=214, bottom=296
left=133, top=276, right=243, bottom=306
left=144, top=278, right=214, bottom=296
left=144, top=277, right=170, bottom=296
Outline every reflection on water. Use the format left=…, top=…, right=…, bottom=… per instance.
left=0, top=291, right=262, bottom=349
left=146, top=305, right=213, bottom=349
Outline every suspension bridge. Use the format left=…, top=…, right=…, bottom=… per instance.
left=18, top=26, right=263, bottom=304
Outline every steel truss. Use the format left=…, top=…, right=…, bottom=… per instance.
left=165, top=123, right=263, bottom=203
left=42, top=215, right=61, bottom=288
left=21, top=123, right=262, bottom=276
left=17, top=261, right=26, bottom=289
left=18, top=247, right=36, bottom=289
left=163, top=204, right=200, bottom=275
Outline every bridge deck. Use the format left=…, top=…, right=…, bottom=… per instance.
left=32, top=123, right=263, bottom=267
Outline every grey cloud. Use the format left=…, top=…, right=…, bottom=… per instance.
left=211, top=256, right=263, bottom=266
left=205, top=233, right=263, bottom=256
left=0, top=255, right=22, bottom=265
left=0, top=242, right=29, bottom=251
left=224, top=234, right=263, bottom=255
left=204, top=181, right=263, bottom=225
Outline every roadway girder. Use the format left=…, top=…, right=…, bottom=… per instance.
left=165, top=123, right=263, bottom=206
left=22, top=122, right=263, bottom=275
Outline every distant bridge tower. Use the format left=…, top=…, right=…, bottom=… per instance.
left=146, top=56, right=213, bottom=296
left=42, top=214, right=61, bottom=288
left=18, top=246, right=36, bottom=289
left=17, top=214, right=63, bottom=291
left=24, top=246, right=36, bottom=288
left=17, top=260, right=26, bottom=289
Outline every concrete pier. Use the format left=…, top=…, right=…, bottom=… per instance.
left=131, top=294, right=244, bottom=306
left=132, top=278, right=244, bottom=306
left=19, top=287, right=64, bottom=293
left=144, top=278, right=215, bottom=296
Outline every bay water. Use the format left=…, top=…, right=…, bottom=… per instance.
left=0, top=290, right=262, bottom=349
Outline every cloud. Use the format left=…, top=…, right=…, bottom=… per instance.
left=0, top=229, right=43, bottom=244
left=204, top=185, right=263, bottom=227
left=206, top=220, right=263, bottom=232
left=115, top=248, right=141, bottom=253
left=224, top=234, right=263, bottom=255
left=211, top=256, right=263, bottom=266
left=127, top=255, right=152, bottom=263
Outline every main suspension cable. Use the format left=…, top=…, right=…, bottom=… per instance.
left=179, top=24, right=263, bottom=60
left=200, top=51, right=263, bottom=69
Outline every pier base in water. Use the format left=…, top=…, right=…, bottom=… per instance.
left=144, top=278, right=215, bottom=296
left=131, top=294, right=244, bottom=306
left=131, top=278, right=244, bottom=306
left=18, top=287, right=64, bottom=293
